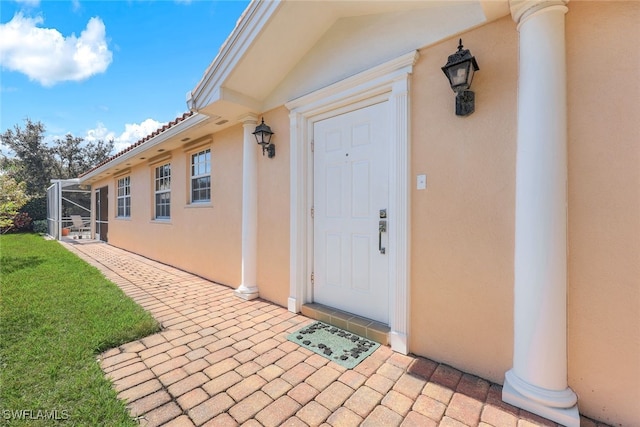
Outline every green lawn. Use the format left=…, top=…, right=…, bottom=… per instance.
left=0, top=234, right=160, bottom=426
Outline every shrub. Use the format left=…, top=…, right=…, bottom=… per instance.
left=21, top=196, right=47, bottom=221
left=1, top=212, right=33, bottom=234
left=12, top=212, right=32, bottom=233
left=0, top=175, right=30, bottom=232
left=32, top=219, right=48, bottom=234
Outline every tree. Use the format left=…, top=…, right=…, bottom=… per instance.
left=0, top=119, right=52, bottom=196
left=50, top=134, right=114, bottom=179
left=0, top=174, right=31, bottom=233
left=1, top=119, right=114, bottom=197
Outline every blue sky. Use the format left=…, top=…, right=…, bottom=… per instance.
left=0, top=0, right=250, bottom=153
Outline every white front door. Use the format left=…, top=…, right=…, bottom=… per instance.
left=313, top=101, right=390, bottom=324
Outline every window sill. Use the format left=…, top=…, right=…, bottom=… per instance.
left=115, top=217, right=131, bottom=221
left=185, top=202, right=213, bottom=209
left=151, top=219, right=172, bottom=225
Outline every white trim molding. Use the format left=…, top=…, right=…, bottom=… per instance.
left=286, top=51, right=418, bottom=355
left=504, top=2, right=579, bottom=426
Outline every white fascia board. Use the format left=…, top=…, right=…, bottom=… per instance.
left=78, top=113, right=208, bottom=184
left=190, top=0, right=282, bottom=111
left=50, top=178, right=80, bottom=185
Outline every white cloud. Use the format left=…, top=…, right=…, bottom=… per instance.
left=85, top=119, right=165, bottom=153
left=14, top=0, right=40, bottom=7
left=0, top=13, right=112, bottom=86
left=84, top=122, right=115, bottom=144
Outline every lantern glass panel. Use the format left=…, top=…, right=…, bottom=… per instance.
left=253, top=120, right=273, bottom=146
left=466, top=66, right=476, bottom=87
left=451, top=65, right=467, bottom=86
left=446, top=61, right=472, bottom=91
left=263, top=130, right=272, bottom=145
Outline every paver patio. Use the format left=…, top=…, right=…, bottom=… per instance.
left=62, top=241, right=607, bottom=427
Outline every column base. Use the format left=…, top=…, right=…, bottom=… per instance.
left=234, top=287, right=259, bottom=301
left=503, top=370, right=579, bottom=427
left=389, top=331, right=408, bottom=355
left=287, top=297, right=299, bottom=313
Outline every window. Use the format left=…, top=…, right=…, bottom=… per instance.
left=154, top=163, right=171, bottom=219
left=190, top=148, right=211, bottom=203
left=116, top=176, right=131, bottom=218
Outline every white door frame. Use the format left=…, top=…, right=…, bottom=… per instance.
left=94, top=188, right=101, bottom=241
left=286, top=51, right=418, bottom=354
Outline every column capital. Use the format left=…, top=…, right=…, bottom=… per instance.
left=238, top=113, right=259, bottom=125
left=509, top=0, right=568, bottom=26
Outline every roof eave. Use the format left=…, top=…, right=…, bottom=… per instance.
left=189, top=1, right=510, bottom=120
left=189, top=0, right=282, bottom=112
left=78, top=113, right=208, bottom=185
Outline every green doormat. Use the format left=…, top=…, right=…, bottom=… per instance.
left=287, top=321, right=380, bottom=369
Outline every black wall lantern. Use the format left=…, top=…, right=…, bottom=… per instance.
left=253, top=118, right=275, bottom=158
left=441, top=39, right=479, bottom=117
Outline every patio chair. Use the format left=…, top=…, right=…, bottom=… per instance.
left=70, top=215, right=90, bottom=239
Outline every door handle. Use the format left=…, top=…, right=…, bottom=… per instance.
left=379, top=220, right=387, bottom=254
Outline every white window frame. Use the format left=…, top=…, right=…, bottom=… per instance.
left=190, top=148, right=211, bottom=204
left=116, top=176, right=131, bottom=218
left=154, top=163, right=171, bottom=220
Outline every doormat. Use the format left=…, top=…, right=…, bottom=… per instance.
left=287, top=321, right=380, bottom=369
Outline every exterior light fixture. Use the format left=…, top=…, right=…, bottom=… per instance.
left=441, top=39, right=479, bottom=116
left=253, top=118, right=275, bottom=158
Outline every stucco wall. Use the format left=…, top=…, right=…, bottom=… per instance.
left=85, top=2, right=639, bottom=424
left=92, top=124, right=243, bottom=288
left=566, top=1, right=640, bottom=425
left=256, top=106, right=291, bottom=307
left=409, top=5, right=640, bottom=424
left=409, top=15, right=518, bottom=384
left=407, top=3, right=640, bottom=423
left=91, top=109, right=292, bottom=307
left=408, top=4, right=640, bottom=423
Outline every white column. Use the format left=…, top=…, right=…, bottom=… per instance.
left=503, top=2, right=579, bottom=426
left=235, top=114, right=260, bottom=301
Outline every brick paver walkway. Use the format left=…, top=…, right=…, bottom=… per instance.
left=62, top=241, right=605, bottom=427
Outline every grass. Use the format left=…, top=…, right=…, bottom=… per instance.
left=0, top=234, right=160, bottom=426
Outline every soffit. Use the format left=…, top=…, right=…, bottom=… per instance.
left=223, top=1, right=458, bottom=100
left=192, top=0, right=509, bottom=119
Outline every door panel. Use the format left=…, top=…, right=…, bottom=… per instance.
left=352, top=160, right=370, bottom=218
left=313, top=101, right=390, bottom=324
left=95, top=187, right=108, bottom=242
